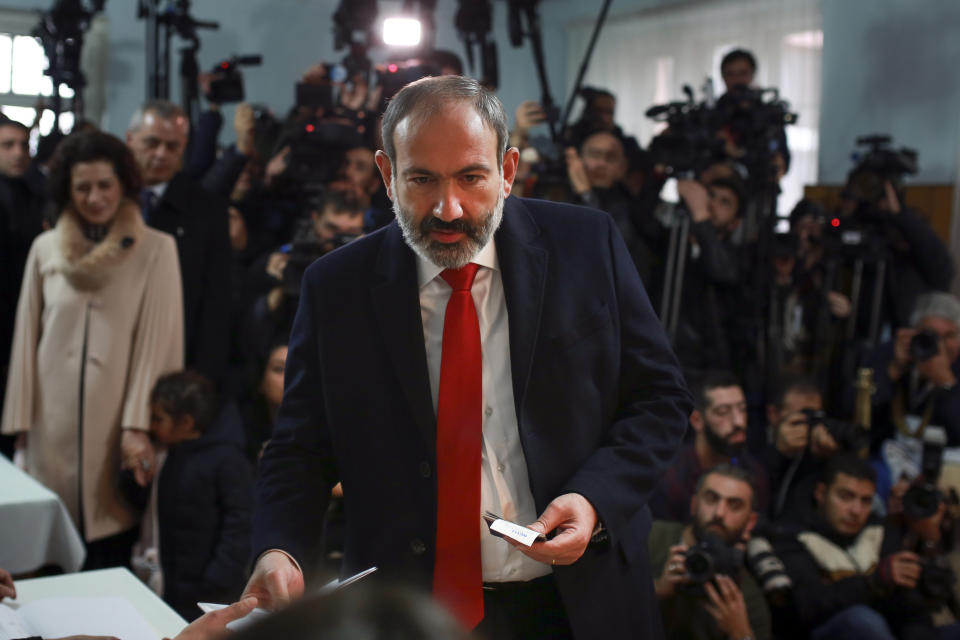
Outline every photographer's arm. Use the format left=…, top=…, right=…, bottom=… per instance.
left=888, top=205, right=956, bottom=291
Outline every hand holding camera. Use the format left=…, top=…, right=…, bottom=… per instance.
left=655, top=543, right=690, bottom=599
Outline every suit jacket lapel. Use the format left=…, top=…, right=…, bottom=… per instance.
left=372, top=224, right=437, bottom=452
left=496, top=197, right=548, bottom=423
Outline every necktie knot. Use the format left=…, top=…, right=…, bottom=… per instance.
left=441, top=263, right=480, bottom=291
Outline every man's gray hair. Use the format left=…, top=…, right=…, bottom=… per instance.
left=128, top=99, right=188, bottom=133
left=380, top=75, right=509, bottom=170
left=910, top=292, right=960, bottom=329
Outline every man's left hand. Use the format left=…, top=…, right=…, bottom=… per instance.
left=703, top=575, right=753, bottom=639
left=516, top=493, right=597, bottom=566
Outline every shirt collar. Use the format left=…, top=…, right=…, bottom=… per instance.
left=416, top=237, right=498, bottom=289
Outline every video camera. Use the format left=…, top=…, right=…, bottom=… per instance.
left=207, top=54, right=262, bottom=104
left=845, top=135, right=917, bottom=206
left=801, top=408, right=869, bottom=452
left=910, top=329, right=941, bottom=362
left=903, top=426, right=948, bottom=520
left=646, top=83, right=796, bottom=179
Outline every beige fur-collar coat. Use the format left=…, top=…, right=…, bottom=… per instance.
left=1, top=201, right=184, bottom=542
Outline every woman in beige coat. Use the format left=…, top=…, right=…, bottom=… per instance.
left=1, top=131, right=183, bottom=569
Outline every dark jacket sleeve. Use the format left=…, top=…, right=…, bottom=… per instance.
left=201, top=145, right=250, bottom=200
left=889, top=208, right=955, bottom=291
left=560, top=212, right=693, bottom=544
left=251, top=273, right=338, bottom=567
left=689, top=220, right=741, bottom=285
left=185, top=110, right=224, bottom=180
left=202, top=448, right=253, bottom=592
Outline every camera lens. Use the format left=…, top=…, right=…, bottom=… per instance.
left=910, top=330, right=940, bottom=362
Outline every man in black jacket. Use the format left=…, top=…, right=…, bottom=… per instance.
left=774, top=455, right=935, bottom=640
left=0, top=118, right=44, bottom=457
left=127, top=100, right=232, bottom=386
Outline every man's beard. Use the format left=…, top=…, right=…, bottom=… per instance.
left=693, top=515, right=744, bottom=546
left=394, top=182, right=505, bottom=269
left=704, top=422, right=747, bottom=459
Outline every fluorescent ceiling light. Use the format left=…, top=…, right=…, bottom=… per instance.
left=383, top=17, right=422, bottom=46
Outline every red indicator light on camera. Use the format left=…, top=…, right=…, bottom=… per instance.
left=388, top=64, right=398, bottom=73
left=831, top=218, right=840, bottom=227
left=305, top=124, right=315, bottom=133
left=220, top=62, right=229, bottom=69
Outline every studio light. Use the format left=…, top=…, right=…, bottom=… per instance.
left=382, top=17, right=422, bottom=47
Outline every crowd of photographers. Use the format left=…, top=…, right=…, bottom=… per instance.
left=506, top=48, right=959, bottom=640
left=2, top=42, right=960, bottom=639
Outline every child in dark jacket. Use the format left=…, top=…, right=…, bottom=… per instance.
left=147, top=370, right=253, bottom=621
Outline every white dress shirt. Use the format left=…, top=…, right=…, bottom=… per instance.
left=417, top=239, right=551, bottom=583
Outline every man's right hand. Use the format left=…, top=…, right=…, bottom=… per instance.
left=881, top=551, right=922, bottom=589
left=775, top=411, right=809, bottom=458
left=654, top=544, right=689, bottom=599
left=676, top=179, right=710, bottom=223
left=0, top=567, right=16, bottom=600
left=890, top=327, right=916, bottom=381
left=241, top=551, right=304, bottom=610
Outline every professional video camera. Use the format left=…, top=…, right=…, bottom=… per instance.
left=801, top=408, right=869, bottom=452
left=645, top=87, right=726, bottom=177
left=206, top=54, right=262, bottom=104
left=683, top=533, right=744, bottom=586
left=645, top=83, right=796, bottom=179
left=713, top=86, right=796, bottom=178
left=903, top=426, right=948, bottom=520
left=845, top=135, right=918, bottom=206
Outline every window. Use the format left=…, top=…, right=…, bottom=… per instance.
left=566, top=0, right=822, bottom=214
left=0, top=8, right=76, bottom=139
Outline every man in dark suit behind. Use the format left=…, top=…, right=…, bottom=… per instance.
left=126, top=100, right=231, bottom=386
left=243, top=76, right=692, bottom=638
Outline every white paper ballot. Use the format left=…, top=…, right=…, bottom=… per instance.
left=198, top=566, right=378, bottom=631
left=489, top=518, right=543, bottom=547
left=0, top=597, right=159, bottom=640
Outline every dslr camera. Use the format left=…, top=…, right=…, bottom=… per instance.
left=684, top=533, right=744, bottom=586
left=801, top=408, right=869, bottom=452
left=910, top=329, right=941, bottom=362
left=903, top=426, right=948, bottom=520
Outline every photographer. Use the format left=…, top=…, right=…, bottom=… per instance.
left=716, top=48, right=789, bottom=180
left=650, top=372, right=769, bottom=521
left=774, top=455, right=940, bottom=640
left=865, top=292, right=960, bottom=447
left=668, top=174, right=754, bottom=376
left=761, top=375, right=841, bottom=521
left=836, top=155, right=954, bottom=336
left=650, top=463, right=772, bottom=640
left=564, top=129, right=658, bottom=279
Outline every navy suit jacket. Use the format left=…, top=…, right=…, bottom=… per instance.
left=253, top=196, right=692, bottom=638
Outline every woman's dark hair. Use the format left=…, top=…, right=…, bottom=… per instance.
left=47, top=130, right=141, bottom=211
left=151, top=370, right=219, bottom=434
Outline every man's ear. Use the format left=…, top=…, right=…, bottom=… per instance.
left=689, top=409, right=704, bottom=434
left=766, top=404, right=779, bottom=428
left=175, top=414, right=195, bottom=435
left=501, top=147, right=520, bottom=197
left=374, top=150, right=394, bottom=201
left=689, top=494, right=698, bottom=519
left=744, top=511, right=758, bottom=538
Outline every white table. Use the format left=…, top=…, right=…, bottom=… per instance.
left=11, top=567, right=187, bottom=639
left=0, top=454, right=85, bottom=574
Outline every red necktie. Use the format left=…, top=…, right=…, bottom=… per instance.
left=433, top=263, right=484, bottom=628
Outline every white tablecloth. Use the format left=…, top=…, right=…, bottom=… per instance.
left=9, top=567, right=187, bottom=639
left=0, top=453, right=86, bottom=574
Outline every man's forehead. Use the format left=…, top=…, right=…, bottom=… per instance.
left=0, top=125, right=27, bottom=141
left=830, top=473, right=875, bottom=494
left=584, top=132, right=623, bottom=153
left=141, top=111, right=188, bottom=134
left=701, top=474, right=751, bottom=500
left=706, top=386, right=744, bottom=405
left=392, top=102, right=497, bottom=161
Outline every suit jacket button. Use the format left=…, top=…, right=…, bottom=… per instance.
left=411, top=539, right=426, bottom=555
left=419, top=462, right=431, bottom=478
